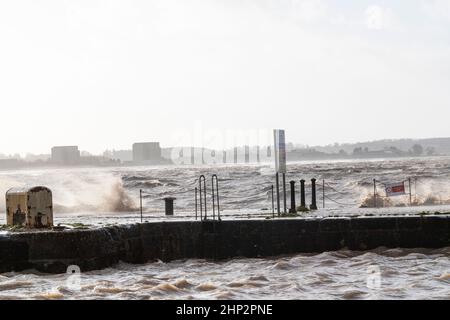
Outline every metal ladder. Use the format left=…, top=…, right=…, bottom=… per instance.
left=195, top=174, right=221, bottom=221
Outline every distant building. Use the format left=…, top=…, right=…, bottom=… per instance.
left=51, top=146, right=80, bottom=165
left=132, top=142, right=162, bottom=163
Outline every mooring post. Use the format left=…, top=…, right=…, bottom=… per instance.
left=289, top=181, right=297, bottom=213
left=140, top=189, right=143, bottom=223
left=310, top=178, right=318, bottom=210
left=300, top=179, right=306, bottom=209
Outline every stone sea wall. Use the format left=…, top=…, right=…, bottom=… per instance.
left=0, top=215, right=449, bottom=274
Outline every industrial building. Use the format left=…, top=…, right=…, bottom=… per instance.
left=132, top=142, right=162, bottom=163
left=51, top=146, right=80, bottom=165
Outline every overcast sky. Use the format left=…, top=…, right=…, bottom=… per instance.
left=1, top=0, right=450, bottom=155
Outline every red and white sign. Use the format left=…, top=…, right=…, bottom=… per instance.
left=385, top=182, right=406, bottom=197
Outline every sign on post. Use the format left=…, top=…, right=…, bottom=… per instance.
left=385, top=182, right=406, bottom=197
left=273, top=129, right=286, bottom=173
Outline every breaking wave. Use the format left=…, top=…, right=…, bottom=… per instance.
left=101, top=181, right=138, bottom=212
left=0, top=170, right=138, bottom=214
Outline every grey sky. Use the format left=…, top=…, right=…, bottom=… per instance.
left=1, top=0, right=449, bottom=155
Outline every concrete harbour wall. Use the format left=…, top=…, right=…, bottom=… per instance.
left=0, top=215, right=449, bottom=274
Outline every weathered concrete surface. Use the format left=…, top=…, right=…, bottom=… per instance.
left=0, top=215, right=449, bottom=274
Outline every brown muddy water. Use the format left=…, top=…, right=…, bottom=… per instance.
left=0, top=248, right=449, bottom=300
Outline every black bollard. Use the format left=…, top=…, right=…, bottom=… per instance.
left=163, top=197, right=176, bottom=216
left=310, top=178, right=318, bottom=210
left=289, top=181, right=297, bottom=214
left=300, top=179, right=306, bottom=209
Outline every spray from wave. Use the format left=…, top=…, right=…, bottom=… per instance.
left=360, top=194, right=393, bottom=208
left=359, top=179, right=450, bottom=208
left=101, top=181, right=138, bottom=212
left=54, top=179, right=138, bottom=213
left=0, top=169, right=138, bottom=214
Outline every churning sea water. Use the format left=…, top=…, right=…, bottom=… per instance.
left=0, top=157, right=449, bottom=299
